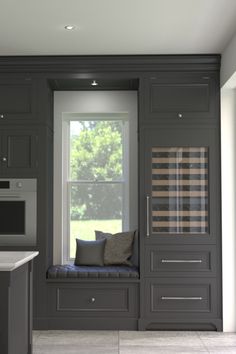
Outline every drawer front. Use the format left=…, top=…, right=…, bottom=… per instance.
left=145, top=245, right=216, bottom=277
left=145, top=278, right=217, bottom=317
left=48, top=283, right=138, bottom=317
left=58, top=287, right=128, bottom=312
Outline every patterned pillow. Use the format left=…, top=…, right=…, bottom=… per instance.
left=95, top=230, right=134, bottom=266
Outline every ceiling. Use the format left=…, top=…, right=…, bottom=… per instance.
left=1, top=0, right=236, bottom=56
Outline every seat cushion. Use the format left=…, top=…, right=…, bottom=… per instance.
left=47, top=264, right=139, bottom=279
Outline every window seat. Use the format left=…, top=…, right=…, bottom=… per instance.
left=47, top=264, right=139, bottom=279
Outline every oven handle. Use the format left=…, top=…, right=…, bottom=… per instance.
left=0, top=195, right=21, bottom=198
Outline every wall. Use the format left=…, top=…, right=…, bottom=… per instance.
left=221, top=31, right=236, bottom=87
left=221, top=88, right=236, bottom=331
left=53, top=91, right=138, bottom=264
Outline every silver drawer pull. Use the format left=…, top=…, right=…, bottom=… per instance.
left=161, top=259, right=202, bottom=263
left=146, top=195, right=150, bottom=237
left=161, top=296, right=203, bottom=300
left=90, top=297, right=96, bottom=303
left=0, top=195, right=21, bottom=199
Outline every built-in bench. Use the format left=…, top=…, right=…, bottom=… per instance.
left=46, top=232, right=139, bottom=330
left=46, top=264, right=139, bottom=330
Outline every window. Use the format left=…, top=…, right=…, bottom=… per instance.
left=62, top=115, right=129, bottom=262
left=53, top=91, right=138, bottom=265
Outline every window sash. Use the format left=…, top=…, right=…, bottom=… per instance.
left=62, top=117, right=129, bottom=263
left=66, top=180, right=125, bottom=261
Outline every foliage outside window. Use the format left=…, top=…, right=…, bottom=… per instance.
left=67, top=119, right=128, bottom=259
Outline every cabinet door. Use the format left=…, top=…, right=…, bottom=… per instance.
left=140, top=126, right=220, bottom=244
left=0, top=128, right=38, bottom=176
left=141, top=72, right=218, bottom=124
left=0, top=76, right=39, bottom=124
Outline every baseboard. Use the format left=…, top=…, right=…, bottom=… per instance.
left=33, top=317, right=138, bottom=330
left=138, top=318, right=223, bottom=331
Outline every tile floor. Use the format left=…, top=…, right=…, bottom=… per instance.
left=33, top=331, right=236, bottom=354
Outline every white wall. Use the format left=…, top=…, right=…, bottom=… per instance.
left=221, top=88, right=236, bottom=331
left=221, top=28, right=236, bottom=331
left=53, top=91, right=138, bottom=264
left=221, top=31, right=236, bottom=87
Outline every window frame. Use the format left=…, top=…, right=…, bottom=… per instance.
left=62, top=113, right=130, bottom=263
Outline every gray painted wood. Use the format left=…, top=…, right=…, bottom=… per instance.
left=0, top=262, right=33, bottom=354
left=0, top=55, right=221, bottom=331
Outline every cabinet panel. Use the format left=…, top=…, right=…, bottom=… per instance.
left=0, top=76, right=39, bottom=124
left=0, top=85, right=31, bottom=114
left=141, top=72, right=218, bottom=123
left=57, top=287, right=128, bottom=312
left=48, top=283, right=139, bottom=318
left=145, top=278, right=217, bottom=318
left=0, top=128, right=38, bottom=175
left=7, top=135, right=32, bottom=168
left=145, top=245, right=216, bottom=277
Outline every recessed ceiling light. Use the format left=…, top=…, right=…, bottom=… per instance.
left=91, top=80, right=98, bottom=86
left=64, top=25, right=76, bottom=30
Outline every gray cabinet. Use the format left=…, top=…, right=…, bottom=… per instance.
left=47, top=281, right=139, bottom=329
left=0, top=128, right=38, bottom=176
left=0, top=263, right=33, bottom=354
left=139, top=72, right=221, bottom=330
left=141, top=72, right=218, bottom=124
left=0, top=76, right=39, bottom=124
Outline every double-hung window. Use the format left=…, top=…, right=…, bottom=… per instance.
left=63, top=114, right=129, bottom=262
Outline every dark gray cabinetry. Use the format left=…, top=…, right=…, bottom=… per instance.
left=47, top=281, right=139, bottom=329
left=0, top=55, right=221, bottom=331
left=0, top=76, right=39, bottom=124
left=139, top=70, right=221, bottom=330
left=0, top=127, right=38, bottom=176
left=0, top=262, right=33, bottom=354
left=142, top=72, right=218, bottom=123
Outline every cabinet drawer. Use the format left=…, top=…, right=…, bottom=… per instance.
left=145, top=278, right=217, bottom=317
left=48, top=283, right=138, bottom=317
left=145, top=245, right=216, bottom=277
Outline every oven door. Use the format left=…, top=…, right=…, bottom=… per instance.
left=0, top=192, right=36, bottom=246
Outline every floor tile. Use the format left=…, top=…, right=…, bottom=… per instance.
left=34, top=345, right=118, bottom=354
left=119, top=345, right=208, bottom=354
left=35, top=330, right=118, bottom=346
left=198, top=332, right=236, bottom=347
left=207, top=348, right=236, bottom=354
left=119, top=330, right=203, bottom=347
left=32, top=330, right=236, bottom=354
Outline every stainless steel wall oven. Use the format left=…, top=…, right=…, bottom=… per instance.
left=0, top=179, right=37, bottom=245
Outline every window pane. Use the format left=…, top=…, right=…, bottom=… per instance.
left=152, top=147, right=208, bottom=234
left=69, top=183, right=122, bottom=258
left=70, top=120, right=123, bottom=181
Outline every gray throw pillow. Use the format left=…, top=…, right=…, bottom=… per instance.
left=74, top=238, right=106, bottom=266
left=95, top=230, right=134, bottom=266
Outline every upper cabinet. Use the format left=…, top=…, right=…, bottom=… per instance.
left=0, top=76, right=40, bottom=124
left=0, top=127, right=39, bottom=177
left=141, top=72, right=219, bottom=124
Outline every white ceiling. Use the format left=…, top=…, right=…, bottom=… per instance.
left=1, top=0, right=236, bottom=56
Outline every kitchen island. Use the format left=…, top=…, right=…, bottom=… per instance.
left=0, top=252, right=38, bottom=354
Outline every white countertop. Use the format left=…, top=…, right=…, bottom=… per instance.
left=0, top=251, right=39, bottom=271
